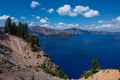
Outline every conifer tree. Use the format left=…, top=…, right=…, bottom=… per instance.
left=4, top=17, right=12, bottom=33
left=11, top=22, right=17, bottom=35
left=91, top=58, right=101, bottom=73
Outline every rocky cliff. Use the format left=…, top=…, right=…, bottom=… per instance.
left=0, top=31, right=66, bottom=80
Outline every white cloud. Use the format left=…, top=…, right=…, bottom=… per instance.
left=86, top=19, right=120, bottom=32
left=69, top=12, right=77, bottom=17
left=0, top=15, right=18, bottom=27
left=11, top=17, right=18, bottom=22
left=28, top=16, right=120, bottom=32
left=0, top=15, right=18, bottom=22
left=30, top=1, right=40, bottom=8
left=73, top=6, right=89, bottom=14
left=82, top=16, right=120, bottom=32
left=40, top=17, right=48, bottom=24
left=48, top=8, right=54, bottom=13
left=54, top=22, right=79, bottom=29
left=20, top=16, right=26, bottom=19
left=28, top=21, right=35, bottom=27
left=95, top=24, right=114, bottom=29
left=0, top=15, right=9, bottom=20
left=112, top=16, right=120, bottom=22
left=31, top=15, right=40, bottom=19
left=36, top=16, right=40, bottom=19
left=58, top=22, right=64, bottom=25
left=83, top=10, right=99, bottom=18
left=98, top=20, right=105, bottom=23
left=57, top=4, right=99, bottom=17
left=83, top=23, right=116, bottom=32
left=57, top=4, right=71, bottom=15
left=116, top=16, right=120, bottom=22
left=57, top=4, right=77, bottom=17
left=40, top=24, right=49, bottom=27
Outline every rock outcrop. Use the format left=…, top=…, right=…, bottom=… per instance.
left=0, top=31, right=64, bottom=80
left=79, top=69, right=120, bottom=80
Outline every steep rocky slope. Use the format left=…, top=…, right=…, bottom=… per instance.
left=0, top=31, right=65, bottom=80
left=80, top=69, right=120, bottom=80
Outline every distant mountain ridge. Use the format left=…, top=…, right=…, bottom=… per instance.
left=30, top=26, right=120, bottom=35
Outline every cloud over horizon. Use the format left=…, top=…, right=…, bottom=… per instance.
left=84, top=16, right=120, bottom=32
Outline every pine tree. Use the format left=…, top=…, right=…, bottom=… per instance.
left=17, top=22, right=24, bottom=37
left=11, top=22, right=17, bottom=35
left=91, top=58, right=101, bottom=73
left=4, top=17, right=12, bottom=33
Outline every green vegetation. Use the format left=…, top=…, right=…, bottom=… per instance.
left=37, top=54, right=41, bottom=58
left=82, top=58, right=102, bottom=79
left=4, top=17, right=40, bottom=52
left=119, top=68, right=120, bottom=72
left=82, top=70, right=93, bottom=79
left=27, top=35, right=40, bottom=52
left=39, top=64, right=68, bottom=79
left=4, top=17, right=12, bottom=34
left=91, top=58, right=101, bottom=73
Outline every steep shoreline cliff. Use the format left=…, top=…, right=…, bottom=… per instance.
left=0, top=31, right=67, bottom=80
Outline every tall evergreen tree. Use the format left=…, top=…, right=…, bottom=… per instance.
left=4, top=17, right=12, bottom=33
left=11, top=22, right=17, bottom=35
left=17, top=22, right=24, bottom=37
left=91, top=58, right=101, bottom=73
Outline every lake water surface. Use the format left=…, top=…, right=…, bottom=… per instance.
left=38, top=34, right=120, bottom=78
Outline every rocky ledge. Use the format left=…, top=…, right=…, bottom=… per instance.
left=79, top=69, right=120, bottom=80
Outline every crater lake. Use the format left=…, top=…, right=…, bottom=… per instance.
left=38, top=34, right=120, bottom=79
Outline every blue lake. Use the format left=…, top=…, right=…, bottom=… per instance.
left=38, top=34, right=120, bottom=79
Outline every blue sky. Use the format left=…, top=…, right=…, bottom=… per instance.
left=0, top=0, right=120, bottom=32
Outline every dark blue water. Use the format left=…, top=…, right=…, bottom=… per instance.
left=38, top=34, right=120, bottom=79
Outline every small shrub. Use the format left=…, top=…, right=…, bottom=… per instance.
left=32, top=46, right=38, bottom=52
left=37, top=54, right=41, bottom=58
left=83, top=70, right=93, bottom=79
left=39, top=65, right=68, bottom=79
